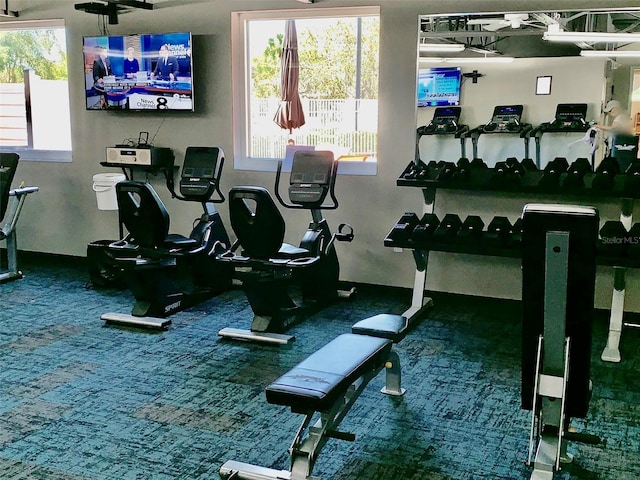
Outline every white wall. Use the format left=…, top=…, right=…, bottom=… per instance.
left=4, top=0, right=640, bottom=311
left=417, top=57, right=607, bottom=166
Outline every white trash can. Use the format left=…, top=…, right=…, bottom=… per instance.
left=92, top=173, right=126, bottom=211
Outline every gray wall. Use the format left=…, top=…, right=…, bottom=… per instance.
left=4, top=0, right=640, bottom=310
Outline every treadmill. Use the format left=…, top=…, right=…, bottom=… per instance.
left=469, top=105, right=533, bottom=160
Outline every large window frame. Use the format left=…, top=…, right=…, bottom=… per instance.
left=231, top=6, right=380, bottom=175
left=0, top=19, right=72, bottom=162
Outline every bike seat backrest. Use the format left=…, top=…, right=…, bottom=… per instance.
left=116, top=181, right=170, bottom=248
left=229, top=186, right=285, bottom=259
left=288, top=150, right=334, bottom=208
left=179, top=146, right=223, bottom=201
left=0, top=152, right=19, bottom=221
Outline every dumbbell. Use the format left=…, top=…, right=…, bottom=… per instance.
left=433, top=214, right=462, bottom=241
left=401, top=161, right=422, bottom=180
left=412, top=213, right=440, bottom=242
left=511, top=217, right=523, bottom=247
left=490, top=161, right=524, bottom=188
left=388, top=212, right=420, bottom=243
left=623, top=160, right=640, bottom=196
left=520, top=158, right=538, bottom=171
left=592, top=156, right=619, bottom=190
left=553, top=157, right=570, bottom=172
left=627, top=223, right=640, bottom=258
left=599, top=220, right=629, bottom=258
left=482, top=216, right=513, bottom=247
left=452, top=157, right=471, bottom=182
left=563, top=157, right=591, bottom=189
left=470, top=157, right=488, bottom=169
left=505, top=157, right=520, bottom=169
left=456, top=215, right=484, bottom=243
left=538, top=157, right=569, bottom=189
left=436, top=161, right=457, bottom=182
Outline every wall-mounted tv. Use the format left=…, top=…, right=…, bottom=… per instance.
left=417, top=67, right=462, bottom=107
left=83, top=32, right=193, bottom=111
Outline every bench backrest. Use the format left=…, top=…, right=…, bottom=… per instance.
left=521, top=203, right=598, bottom=419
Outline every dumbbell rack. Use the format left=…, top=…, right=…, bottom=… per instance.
left=387, top=159, right=640, bottom=362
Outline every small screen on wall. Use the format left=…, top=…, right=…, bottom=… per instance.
left=83, top=32, right=193, bottom=111
left=417, top=67, right=462, bottom=107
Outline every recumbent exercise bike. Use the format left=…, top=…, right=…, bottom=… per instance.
left=101, top=146, right=233, bottom=329
left=217, top=150, right=355, bottom=344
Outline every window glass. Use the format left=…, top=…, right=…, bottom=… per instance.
left=0, top=20, right=72, bottom=161
left=232, top=8, right=380, bottom=174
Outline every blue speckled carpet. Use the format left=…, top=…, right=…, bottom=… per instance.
left=0, top=254, right=638, bottom=479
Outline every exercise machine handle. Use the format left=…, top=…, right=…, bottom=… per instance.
left=335, top=223, right=354, bottom=242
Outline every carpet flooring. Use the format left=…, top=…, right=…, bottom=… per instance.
left=0, top=254, right=638, bottom=479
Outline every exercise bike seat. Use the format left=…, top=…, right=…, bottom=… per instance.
left=112, top=181, right=200, bottom=255
left=229, top=185, right=311, bottom=261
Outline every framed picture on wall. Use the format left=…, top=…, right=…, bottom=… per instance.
left=536, top=76, right=552, bottom=95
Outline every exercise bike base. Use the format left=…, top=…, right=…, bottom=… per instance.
left=220, top=459, right=303, bottom=479
left=218, top=327, right=295, bottom=345
left=102, top=312, right=171, bottom=330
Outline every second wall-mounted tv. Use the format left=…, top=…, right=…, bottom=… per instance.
left=417, top=66, right=462, bottom=108
left=83, top=32, right=193, bottom=111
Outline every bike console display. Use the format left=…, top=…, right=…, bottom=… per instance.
left=179, top=146, right=224, bottom=201
left=288, top=150, right=335, bottom=207
left=482, top=105, right=525, bottom=133
left=418, top=107, right=465, bottom=135
left=544, top=103, right=589, bottom=132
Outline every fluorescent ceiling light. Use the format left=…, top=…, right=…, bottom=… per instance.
left=419, top=43, right=465, bottom=53
left=543, top=24, right=640, bottom=44
left=451, top=56, right=514, bottom=63
left=580, top=49, right=640, bottom=58
left=419, top=56, right=514, bottom=64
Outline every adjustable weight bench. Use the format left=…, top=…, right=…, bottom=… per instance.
left=521, top=204, right=601, bottom=480
left=220, top=314, right=407, bottom=480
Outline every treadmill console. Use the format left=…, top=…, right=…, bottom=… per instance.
left=419, top=107, right=463, bottom=135
left=180, top=146, right=224, bottom=200
left=482, top=105, right=524, bottom=133
left=288, top=150, right=334, bottom=207
left=546, top=103, right=589, bottom=131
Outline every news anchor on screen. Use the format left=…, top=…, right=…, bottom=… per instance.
left=92, top=46, right=112, bottom=85
left=151, top=44, right=179, bottom=81
left=123, top=46, right=140, bottom=78
left=92, top=46, right=111, bottom=108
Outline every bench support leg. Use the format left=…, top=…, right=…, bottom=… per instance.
left=221, top=365, right=385, bottom=480
left=381, top=351, right=405, bottom=396
left=601, top=267, right=625, bottom=363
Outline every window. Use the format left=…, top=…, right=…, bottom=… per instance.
left=231, top=7, right=380, bottom=175
left=0, top=19, right=72, bottom=162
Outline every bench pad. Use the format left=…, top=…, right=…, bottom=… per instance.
left=351, top=314, right=407, bottom=342
left=266, top=333, right=392, bottom=413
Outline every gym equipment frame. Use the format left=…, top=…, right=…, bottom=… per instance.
left=521, top=204, right=601, bottom=480
left=1, top=153, right=39, bottom=284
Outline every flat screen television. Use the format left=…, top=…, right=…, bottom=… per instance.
left=83, top=32, right=193, bottom=111
left=417, top=67, right=462, bottom=107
